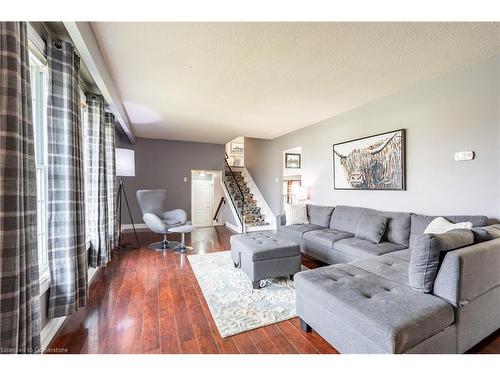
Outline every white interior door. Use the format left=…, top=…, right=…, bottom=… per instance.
left=192, top=180, right=213, bottom=227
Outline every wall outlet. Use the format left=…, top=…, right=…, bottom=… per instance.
left=454, top=151, right=475, bottom=161
left=184, top=177, right=187, bottom=182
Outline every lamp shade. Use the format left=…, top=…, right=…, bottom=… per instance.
left=115, top=148, right=135, bottom=177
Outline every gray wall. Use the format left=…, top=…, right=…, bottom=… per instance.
left=246, top=54, right=500, bottom=220
left=40, top=138, right=233, bottom=331
left=116, top=134, right=234, bottom=225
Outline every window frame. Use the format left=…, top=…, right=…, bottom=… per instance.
left=29, top=49, right=50, bottom=294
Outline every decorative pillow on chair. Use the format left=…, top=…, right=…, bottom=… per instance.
left=424, top=216, right=472, bottom=234
left=409, top=229, right=474, bottom=293
left=355, top=214, right=388, bottom=244
left=284, top=204, right=309, bottom=225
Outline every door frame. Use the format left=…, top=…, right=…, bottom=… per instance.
left=191, top=170, right=218, bottom=228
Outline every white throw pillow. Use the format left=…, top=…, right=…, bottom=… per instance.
left=424, top=217, right=473, bottom=234
left=284, top=204, right=309, bottom=225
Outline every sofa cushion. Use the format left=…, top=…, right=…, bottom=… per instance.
left=330, top=206, right=411, bottom=245
left=409, top=229, right=474, bottom=293
left=471, top=224, right=500, bottom=243
left=385, top=248, right=412, bottom=263
left=329, top=206, right=365, bottom=234
left=410, top=214, right=488, bottom=238
left=351, top=251, right=410, bottom=285
left=295, top=264, right=454, bottom=353
left=303, top=229, right=353, bottom=249
left=355, top=214, right=388, bottom=244
left=307, top=204, right=334, bottom=227
left=333, top=237, right=407, bottom=259
left=277, top=223, right=323, bottom=242
left=366, top=208, right=411, bottom=246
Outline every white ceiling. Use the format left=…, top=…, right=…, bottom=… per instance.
left=91, top=22, right=500, bottom=144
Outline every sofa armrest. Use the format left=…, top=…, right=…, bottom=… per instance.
left=276, top=214, right=286, bottom=227
left=434, top=238, right=500, bottom=306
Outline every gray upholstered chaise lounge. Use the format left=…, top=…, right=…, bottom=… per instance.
left=276, top=205, right=500, bottom=353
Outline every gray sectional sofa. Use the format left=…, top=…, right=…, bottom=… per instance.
left=275, top=205, right=500, bottom=353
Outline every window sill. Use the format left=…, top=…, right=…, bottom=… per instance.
left=39, top=271, right=50, bottom=295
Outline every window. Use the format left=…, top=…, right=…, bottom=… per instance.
left=29, top=51, right=50, bottom=293
left=283, top=179, right=302, bottom=205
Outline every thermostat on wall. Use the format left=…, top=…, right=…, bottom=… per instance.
left=454, top=151, right=475, bottom=161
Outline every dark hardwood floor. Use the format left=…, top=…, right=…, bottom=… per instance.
left=46, top=226, right=499, bottom=354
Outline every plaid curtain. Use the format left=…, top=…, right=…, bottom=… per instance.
left=105, top=113, right=118, bottom=250
left=85, top=95, right=116, bottom=267
left=0, top=22, right=41, bottom=353
left=46, top=37, right=87, bottom=319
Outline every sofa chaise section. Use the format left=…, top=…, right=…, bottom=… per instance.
left=276, top=203, right=495, bottom=353
left=295, top=230, right=500, bottom=353
left=295, top=263, right=455, bottom=353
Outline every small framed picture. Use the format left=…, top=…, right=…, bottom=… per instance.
left=230, top=142, right=244, bottom=154
left=285, top=153, right=301, bottom=169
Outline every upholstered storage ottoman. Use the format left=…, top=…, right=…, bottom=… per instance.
left=230, top=231, right=301, bottom=289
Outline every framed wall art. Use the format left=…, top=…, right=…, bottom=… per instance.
left=333, top=129, right=406, bottom=190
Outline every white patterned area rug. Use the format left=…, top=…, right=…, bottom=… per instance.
left=188, top=250, right=301, bottom=338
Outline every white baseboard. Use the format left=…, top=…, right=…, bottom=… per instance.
left=121, top=223, right=148, bottom=231
left=88, top=266, right=99, bottom=284
left=41, top=316, right=66, bottom=352
left=246, top=224, right=274, bottom=232
left=40, top=264, right=101, bottom=353
left=123, top=223, right=225, bottom=231
left=225, top=221, right=241, bottom=233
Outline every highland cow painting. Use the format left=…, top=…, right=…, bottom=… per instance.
left=333, top=129, right=406, bottom=190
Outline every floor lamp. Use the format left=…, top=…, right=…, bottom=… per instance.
left=115, top=148, right=140, bottom=251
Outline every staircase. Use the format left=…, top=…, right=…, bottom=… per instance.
left=224, top=161, right=270, bottom=232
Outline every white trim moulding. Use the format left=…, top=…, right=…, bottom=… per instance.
left=40, top=266, right=100, bottom=353
left=63, top=22, right=135, bottom=144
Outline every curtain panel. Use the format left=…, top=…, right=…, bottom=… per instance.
left=0, top=22, right=42, bottom=353
left=105, top=113, right=118, bottom=251
left=85, top=95, right=117, bottom=267
left=46, top=37, right=88, bottom=319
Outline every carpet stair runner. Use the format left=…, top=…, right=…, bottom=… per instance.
left=224, top=170, right=270, bottom=228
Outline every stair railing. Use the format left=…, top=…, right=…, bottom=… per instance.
left=213, top=196, right=226, bottom=222
left=224, top=153, right=245, bottom=232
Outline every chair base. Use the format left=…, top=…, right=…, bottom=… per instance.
left=173, top=244, right=193, bottom=253
left=168, top=230, right=194, bottom=254
left=148, top=240, right=180, bottom=252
